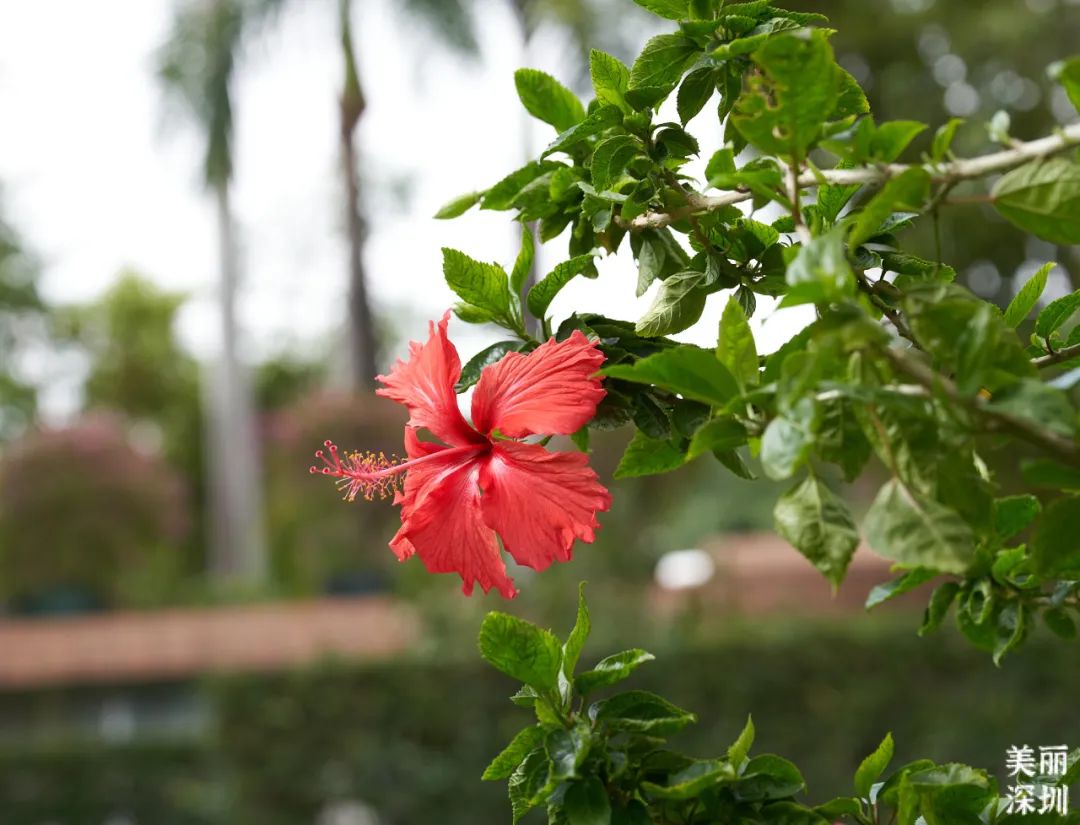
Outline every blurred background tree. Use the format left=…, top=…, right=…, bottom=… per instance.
left=0, top=199, right=43, bottom=442
left=158, top=0, right=269, bottom=585
left=0, top=418, right=187, bottom=613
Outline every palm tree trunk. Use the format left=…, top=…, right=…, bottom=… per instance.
left=510, top=0, right=541, bottom=337
left=339, top=0, right=378, bottom=390
left=206, top=181, right=267, bottom=581
left=342, top=120, right=378, bottom=389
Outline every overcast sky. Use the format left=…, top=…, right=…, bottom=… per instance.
left=0, top=0, right=814, bottom=417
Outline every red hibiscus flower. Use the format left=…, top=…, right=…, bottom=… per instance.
left=311, top=312, right=611, bottom=598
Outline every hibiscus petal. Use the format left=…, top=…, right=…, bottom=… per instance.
left=471, top=331, right=605, bottom=438
left=376, top=312, right=484, bottom=447
left=390, top=448, right=516, bottom=598
left=480, top=441, right=611, bottom=573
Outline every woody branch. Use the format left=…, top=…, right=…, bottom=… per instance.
left=623, top=121, right=1080, bottom=231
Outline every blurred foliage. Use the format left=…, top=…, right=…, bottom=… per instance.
left=791, top=0, right=1080, bottom=300
left=0, top=418, right=188, bottom=611
left=0, top=740, right=219, bottom=825
left=254, top=355, right=326, bottom=413
left=0, top=200, right=43, bottom=442
left=1, top=623, right=1078, bottom=823
left=54, top=272, right=203, bottom=475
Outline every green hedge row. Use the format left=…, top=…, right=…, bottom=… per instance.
left=1, top=626, right=1076, bottom=824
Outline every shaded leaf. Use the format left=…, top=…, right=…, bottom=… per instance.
left=993, top=158, right=1080, bottom=245
left=864, top=480, right=974, bottom=574
left=774, top=475, right=859, bottom=588
left=603, top=346, right=740, bottom=406
left=1003, top=262, right=1053, bottom=328
left=576, top=649, right=655, bottom=695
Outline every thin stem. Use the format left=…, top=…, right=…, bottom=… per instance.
left=623, top=122, right=1080, bottom=231
left=786, top=157, right=811, bottom=244
left=880, top=346, right=1080, bottom=468
left=855, top=271, right=921, bottom=348
left=1033, top=343, right=1080, bottom=369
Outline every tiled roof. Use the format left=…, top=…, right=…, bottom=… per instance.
left=0, top=597, right=419, bottom=689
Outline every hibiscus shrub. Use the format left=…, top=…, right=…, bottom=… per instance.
left=480, top=587, right=1079, bottom=825
left=420, top=1, right=1080, bottom=656
left=309, top=0, right=1080, bottom=820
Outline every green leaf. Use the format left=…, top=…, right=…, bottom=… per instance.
left=563, top=583, right=591, bottom=680
left=594, top=690, right=696, bottom=735
left=528, top=254, right=597, bottom=319
left=1050, top=56, right=1080, bottom=111
left=732, top=30, right=839, bottom=157
left=737, top=754, right=807, bottom=801
left=483, top=726, right=546, bottom=780
left=988, top=379, right=1077, bottom=438
left=855, top=733, right=894, bottom=799
left=629, top=33, right=699, bottom=92
left=603, top=346, right=741, bottom=406
left=992, top=158, right=1080, bottom=245
left=1032, top=496, right=1080, bottom=577
left=1003, top=262, right=1053, bottom=328
left=880, top=251, right=956, bottom=284
left=1044, top=607, right=1077, bottom=639
left=994, top=495, right=1041, bottom=539
left=919, top=581, right=960, bottom=637
left=547, top=726, right=591, bottom=781
left=871, top=121, right=927, bottom=162
left=614, top=431, right=687, bottom=479
left=591, top=135, right=640, bottom=191
left=760, top=398, right=819, bottom=481
left=564, top=776, right=611, bottom=825
left=865, top=568, right=936, bottom=609
left=864, top=480, right=975, bottom=575
left=509, top=748, right=551, bottom=823
left=575, top=649, right=655, bottom=695
left=687, top=416, right=748, bottom=460
left=1035, top=289, right=1080, bottom=338
left=434, top=190, right=482, bottom=219
left=478, top=612, right=563, bottom=692
left=642, top=759, right=734, bottom=800
left=728, top=715, right=755, bottom=768
left=483, top=161, right=560, bottom=211
left=993, top=601, right=1027, bottom=666
left=544, top=106, right=624, bottom=158
left=590, top=50, right=631, bottom=112
left=515, top=68, right=586, bottom=132
left=456, top=340, right=522, bottom=392
left=774, top=475, right=860, bottom=588
left=848, top=168, right=930, bottom=248
left=931, top=117, right=964, bottom=162
left=717, top=296, right=759, bottom=390
left=783, top=228, right=855, bottom=306
left=636, top=271, right=707, bottom=336
left=442, top=248, right=514, bottom=325
left=511, top=228, right=535, bottom=295
left=815, top=798, right=863, bottom=819
left=677, top=66, right=716, bottom=124
left=629, top=0, right=688, bottom=19
left=510, top=685, right=539, bottom=708
left=1022, top=458, right=1080, bottom=490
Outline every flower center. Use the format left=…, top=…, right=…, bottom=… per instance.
left=309, top=440, right=484, bottom=502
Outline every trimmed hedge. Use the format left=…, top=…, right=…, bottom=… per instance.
left=1, top=626, right=1076, bottom=824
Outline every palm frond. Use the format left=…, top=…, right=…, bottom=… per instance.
left=399, top=0, right=478, bottom=56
